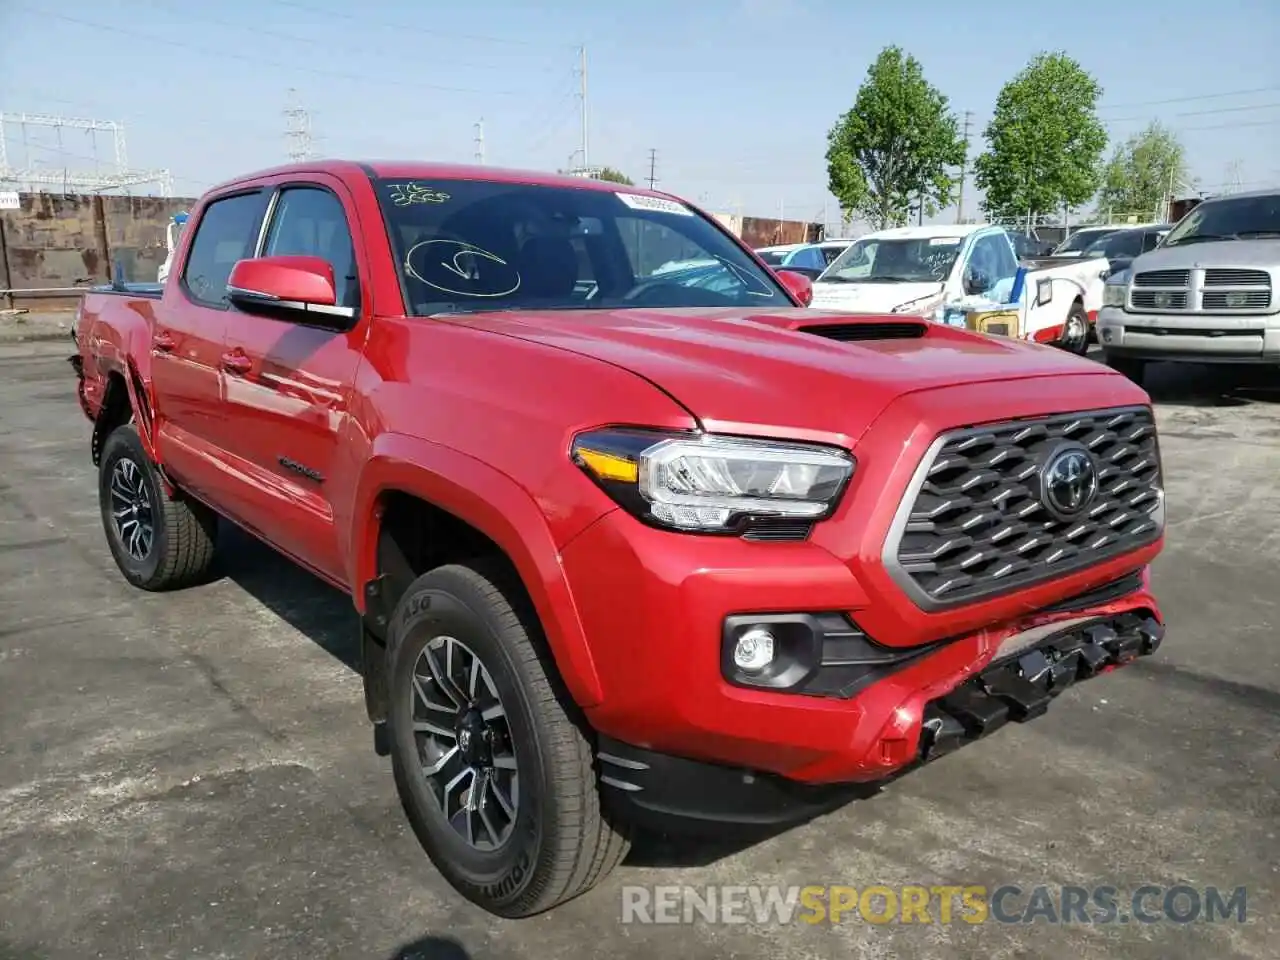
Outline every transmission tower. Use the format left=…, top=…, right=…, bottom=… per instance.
left=646, top=148, right=658, bottom=190
left=474, top=118, right=485, bottom=164
left=283, top=89, right=317, bottom=163
left=1224, top=160, right=1244, bottom=194
left=0, top=113, right=172, bottom=194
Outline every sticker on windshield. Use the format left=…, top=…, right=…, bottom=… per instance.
left=929, top=237, right=962, bottom=246
left=615, top=192, right=694, bottom=216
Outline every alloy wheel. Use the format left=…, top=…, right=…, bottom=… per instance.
left=411, top=635, right=519, bottom=850
left=109, top=457, right=155, bottom=561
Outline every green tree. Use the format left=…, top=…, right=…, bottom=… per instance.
left=593, top=167, right=634, bottom=186
left=1098, top=121, right=1188, bottom=218
left=825, top=46, right=966, bottom=229
left=974, top=52, right=1108, bottom=223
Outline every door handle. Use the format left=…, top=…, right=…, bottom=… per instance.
left=152, top=330, right=176, bottom=352
left=221, top=349, right=252, bottom=375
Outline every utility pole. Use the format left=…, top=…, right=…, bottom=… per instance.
left=916, top=189, right=924, bottom=226
left=283, top=88, right=316, bottom=163
left=646, top=148, right=658, bottom=190
left=578, top=45, right=589, bottom=172
left=956, top=109, right=973, bottom=224
left=474, top=118, right=485, bottom=164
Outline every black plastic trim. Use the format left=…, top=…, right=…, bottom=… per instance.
left=721, top=611, right=951, bottom=698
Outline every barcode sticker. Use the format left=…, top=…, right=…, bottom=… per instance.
left=615, top=192, right=694, bottom=216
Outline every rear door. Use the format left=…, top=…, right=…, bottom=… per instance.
left=215, top=176, right=369, bottom=585
left=151, top=188, right=271, bottom=501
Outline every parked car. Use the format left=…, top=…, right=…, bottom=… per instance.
left=1051, top=225, right=1124, bottom=258
left=69, top=160, right=1168, bottom=919
left=754, top=240, right=853, bottom=280
left=1009, top=231, right=1056, bottom=259
left=1097, top=188, right=1280, bottom=384
left=1082, top=224, right=1172, bottom=277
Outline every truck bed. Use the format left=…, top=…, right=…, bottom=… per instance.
left=90, top=281, right=164, bottom=300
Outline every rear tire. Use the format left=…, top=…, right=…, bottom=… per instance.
left=1105, top=354, right=1147, bottom=386
left=385, top=561, right=631, bottom=918
left=1058, top=301, right=1091, bottom=355
left=98, top=423, right=218, bottom=591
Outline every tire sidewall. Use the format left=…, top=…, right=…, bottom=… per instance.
left=98, top=425, right=165, bottom=587
left=1063, top=303, right=1090, bottom=354
left=386, top=577, right=549, bottom=911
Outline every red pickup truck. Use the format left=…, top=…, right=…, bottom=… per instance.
left=70, top=160, right=1167, bottom=917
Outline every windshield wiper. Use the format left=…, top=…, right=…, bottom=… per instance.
left=1165, top=234, right=1232, bottom=246
left=865, top=275, right=932, bottom=283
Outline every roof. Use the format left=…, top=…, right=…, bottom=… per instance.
left=755, top=243, right=804, bottom=253
left=862, top=223, right=992, bottom=241
left=210, top=159, right=676, bottom=198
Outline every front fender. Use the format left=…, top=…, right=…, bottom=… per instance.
left=349, top=432, right=604, bottom=708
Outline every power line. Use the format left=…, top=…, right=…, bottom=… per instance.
left=12, top=6, right=522, bottom=97
left=1097, top=85, right=1280, bottom=111
left=1180, top=118, right=1280, bottom=132
left=270, top=0, right=580, bottom=49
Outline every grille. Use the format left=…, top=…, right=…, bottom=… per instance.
left=1133, top=269, right=1189, bottom=287
left=1201, top=289, right=1272, bottom=310
left=799, top=322, right=927, bottom=341
left=1204, top=268, right=1270, bottom=286
left=1131, top=290, right=1188, bottom=310
left=886, top=407, right=1163, bottom=609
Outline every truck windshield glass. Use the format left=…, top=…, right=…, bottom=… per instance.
left=1162, top=193, right=1280, bottom=246
left=819, top=236, right=960, bottom=283
left=373, top=178, right=788, bottom=315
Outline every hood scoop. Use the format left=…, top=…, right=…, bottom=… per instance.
left=795, top=320, right=929, bottom=342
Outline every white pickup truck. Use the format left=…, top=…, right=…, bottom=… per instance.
left=809, top=223, right=1110, bottom=352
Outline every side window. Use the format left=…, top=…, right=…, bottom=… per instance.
left=262, top=186, right=360, bottom=308
left=1142, top=230, right=1163, bottom=253
left=989, top=234, right=1019, bottom=281
left=821, top=245, right=844, bottom=266
left=800, top=247, right=825, bottom=269
left=181, top=191, right=270, bottom=306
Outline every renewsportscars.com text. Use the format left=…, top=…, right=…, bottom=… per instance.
left=620, top=883, right=1248, bottom=926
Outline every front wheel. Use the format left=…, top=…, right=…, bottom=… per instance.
left=385, top=562, right=631, bottom=918
left=1058, top=301, right=1091, bottom=355
left=98, top=423, right=218, bottom=590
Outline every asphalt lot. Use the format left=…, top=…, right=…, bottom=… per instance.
left=1, top=341, right=1276, bottom=960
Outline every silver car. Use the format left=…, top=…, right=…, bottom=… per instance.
left=1096, top=189, right=1280, bottom=384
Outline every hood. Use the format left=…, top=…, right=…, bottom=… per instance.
left=1129, top=238, right=1280, bottom=272
left=438, top=307, right=1113, bottom=443
left=809, top=280, right=943, bottom=315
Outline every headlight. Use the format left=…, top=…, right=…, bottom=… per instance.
left=1103, top=283, right=1127, bottom=308
left=571, top=428, right=854, bottom=533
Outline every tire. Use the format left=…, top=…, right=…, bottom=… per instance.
left=385, top=561, right=631, bottom=918
left=1105, top=354, right=1147, bottom=386
left=98, top=423, right=218, bottom=591
left=1058, top=301, right=1091, bottom=355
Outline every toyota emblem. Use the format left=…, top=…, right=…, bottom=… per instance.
left=1040, top=443, right=1099, bottom=521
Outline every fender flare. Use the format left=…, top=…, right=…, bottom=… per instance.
left=92, top=323, right=165, bottom=476
left=349, top=433, right=604, bottom=708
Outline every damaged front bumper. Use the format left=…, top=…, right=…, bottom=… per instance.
left=918, top=611, right=1164, bottom=762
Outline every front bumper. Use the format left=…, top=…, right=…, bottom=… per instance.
left=597, top=607, right=1164, bottom=829
left=1097, top=305, right=1280, bottom=362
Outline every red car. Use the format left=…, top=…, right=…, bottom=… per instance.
left=69, top=160, right=1167, bottom=917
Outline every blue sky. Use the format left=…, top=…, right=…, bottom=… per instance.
left=2, top=0, right=1278, bottom=231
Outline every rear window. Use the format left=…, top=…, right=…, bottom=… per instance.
left=372, top=178, right=787, bottom=315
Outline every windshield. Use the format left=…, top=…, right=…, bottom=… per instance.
left=1054, top=228, right=1117, bottom=255
left=818, top=235, right=961, bottom=284
left=373, top=178, right=788, bottom=315
left=1163, top=194, right=1280, bottom=246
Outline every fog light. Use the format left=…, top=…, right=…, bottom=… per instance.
left=733, top=628, right=776, bottom=672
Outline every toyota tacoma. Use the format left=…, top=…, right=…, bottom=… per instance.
left=69, top=160, right=1167, bottom=918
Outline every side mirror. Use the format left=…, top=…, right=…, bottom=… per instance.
left=226, top=255, right=355, bottom=328
left=776, top=269, right=814, bottom=306
left=962, top=270, right=990, bottom=296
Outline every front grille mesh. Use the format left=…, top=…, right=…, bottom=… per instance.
left=1204, top=268, right=1270, bottom=286
left=1133, top=270, right=1189, bottom=287
left=891, top=407, right=1162, bottom=608
left=1202, top=290, right=1272, bottom=310
left=1131, top=290, right=1188, bottom=310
